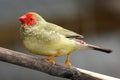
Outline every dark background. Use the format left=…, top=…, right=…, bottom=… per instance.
left=0, top=0, right=120, bottom=80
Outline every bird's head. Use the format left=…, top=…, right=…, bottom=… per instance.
left=19, top=12, right=45, bottom=26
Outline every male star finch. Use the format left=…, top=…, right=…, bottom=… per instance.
left=19, top=12, right=112, bottom=67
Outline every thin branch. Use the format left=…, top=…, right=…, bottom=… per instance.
left=0, top=47, right=119, bottom=80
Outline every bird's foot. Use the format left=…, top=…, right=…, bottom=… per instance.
left=42, top=57, right=55, bottom=65
left=65, top=61, right=72, bottom=67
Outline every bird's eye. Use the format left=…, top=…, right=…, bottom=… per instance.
left=29, top=18, right=33, bottom=21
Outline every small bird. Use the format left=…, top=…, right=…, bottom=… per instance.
left=19, top=12, right=112, bottom=67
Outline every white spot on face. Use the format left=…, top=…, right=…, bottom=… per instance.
left=20, top=15, right=27, bottom=19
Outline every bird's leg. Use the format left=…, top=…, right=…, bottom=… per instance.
left=42, top=52, right=60, bottom=65
left=65, top=54, right=71, bottom=67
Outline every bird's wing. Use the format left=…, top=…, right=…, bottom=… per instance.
left=58, top=28, right=84, bottom=38
left=46, top=22, right=84, bottom=39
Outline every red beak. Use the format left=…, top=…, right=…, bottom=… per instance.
left=19, top=15, right=27, bottom=24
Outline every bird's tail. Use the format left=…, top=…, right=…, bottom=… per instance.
left=87, top=44, right=112, bottom=53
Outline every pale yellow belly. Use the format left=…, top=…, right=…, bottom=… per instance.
left=23, top=38, right=75, bottom=56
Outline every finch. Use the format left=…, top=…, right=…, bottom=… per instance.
left=19, top=12, right=112, bottom=67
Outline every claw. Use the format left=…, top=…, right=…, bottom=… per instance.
left=49, top=59, right=55, bottom=65
left=42, top=58, right=56, bottom=65
left=65, top=61, right=72, bottom=67
left=42, top=52, right=60, bottom=65
left=64, top=54, right=72, bottom=67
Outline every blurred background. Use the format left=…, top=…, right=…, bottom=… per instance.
left=0, top=0, right=120, bottom=80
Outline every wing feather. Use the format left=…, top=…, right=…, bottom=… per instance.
left=46, top=22, right=84, bottom=39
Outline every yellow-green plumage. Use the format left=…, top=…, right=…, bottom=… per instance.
left=19, top=12, right=111, bottom=67
left=22, top=28, right=76, bottom=56
left=20, top=13, right=81, bottom=56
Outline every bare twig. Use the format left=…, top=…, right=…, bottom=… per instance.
left=0, top=47, right=119, bottom=80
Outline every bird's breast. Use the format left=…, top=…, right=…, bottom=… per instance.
left=22, top=28, right=76, bottom=56
left=23, top=35, right=76, bottom=56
